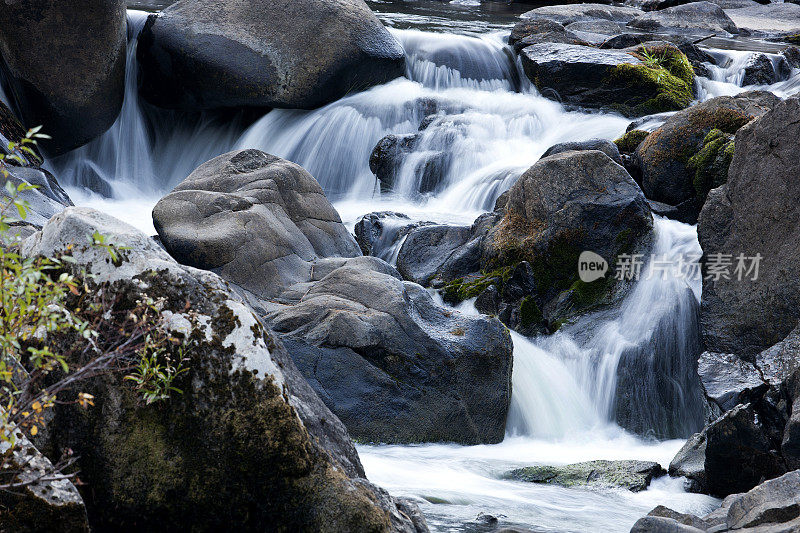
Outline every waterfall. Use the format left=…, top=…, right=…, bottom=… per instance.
left=697, top=48, right=800, bottom=100
left=508, top=217, right=706, bottom=439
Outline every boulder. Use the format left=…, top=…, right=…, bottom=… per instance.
left=630, top=470, right=800, bottom=532
left=627, top=1, right=738, bottom=34
left=698, top=352, right=768, bottom=411
left=137, top=0, right=405, bottom=111
left=698, top=97, right=800, bottom=355
left=368, top=133, right=448, bottom=194
left=669, top=431, right=709, bottom=492
left=508, top=19, right=588, bottom=52
left=0, top=100, right=41, bottom=166
left=636, top=92, right=777, bottom=212
left=354, top=211, right=432, bottom=261
left=0, top=434, right=90, bottom=533
left=396, top=224, right=476, bottom=286
left=506, top=460, right=666, bottom=492
left=520, top=4, right=643, bottom=26
left=541, top=138, right=623, bottom=165
left=725, top=3, right=800, bottom=35
left=22, top=207, right=425, bottom=532
left=741, top=53, right=791, bottom=86
left=519, top=42, right=694, bottom=117
left=152, top=149, right=362, bottom=301
left=267, top=256, right=514, bottom=444
left=0, top=0, right=126, bottom=155
left=782, top=46, right=800, bottom=69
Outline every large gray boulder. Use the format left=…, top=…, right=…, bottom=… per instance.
left=0, top=0, right=126, bottom=155
left=520, top=4, right=643, bottom=26
left=698, top=97, right=800, bottom=356
left=506, top=460, right=665, bottom=492
left=268, top=256, right=514, bottom=445
left=395, top=224, right=477, bottom=286
left=152, top=149, right=361, bottom=300
left=698, top=352, right=768, bottom=412
left=0, top=434, right=90, bottom=533
left=22, top=207, right=425, bottom=532
left=724, top=3, right=800, bottom=35
left=627, top=1, right=738, bottom=34
left=636, top=92, right=778, bottom=212
left=137, top=0, right=405, bottom=110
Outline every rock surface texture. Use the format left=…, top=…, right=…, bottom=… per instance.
left=137, top=0, right=405, bottom=110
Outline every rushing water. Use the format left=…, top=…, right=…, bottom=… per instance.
left=43, top=5, right=800, bottom=531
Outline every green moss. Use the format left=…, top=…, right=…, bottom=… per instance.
left=442, top=266, right=513, bottom=304
left=688, top=128, right=734, bottom=203
left=518, top=297, right=543, bottom=329
left=569, top=278, right=613, bottom=307
left=614, top=129, right=649, bottom=153
left=783, top=33, right=800, bottom=45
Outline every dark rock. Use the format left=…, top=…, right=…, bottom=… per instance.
left=698, top=97, right=800, bottom=355
left=396, top=224, right=475, bottom=286
left=152, top=149, right=362, bottom=301
left=508, top=19, right=589, bottom=52
left=542, top=138, right=623, bottom=165
left=520, top=42, right=694, bottom=117
left=600, top=33, right=648, bottom=49
left=565, top=20, right=626, bottom=36
left=637, top=92, right=777, bottom=208
left=741, top=53, right=791, bottom=86
left=506, top=460, right=666, bottom=492
left=354, top=211, right=432, bottom=260
left=782, top=46, right=800, bottom=69
left=268, top=256, right=514, bottom=445
left=22, top=207, right=425, bottom=532
left=669, top=431, right=708, bottom=492
left=137, top=0, right=405, bottom=111
left=0, top=434, right=90, bottom=533
left=0, top=100, right=41, bottom=166
left=627, top=1, right=738, bottom=34
left=698, top=352, right=767, bottom=411
left=1, top=166, right=73, bottom=229
left=0, top=0, right=126, bottom=155
left=369, top=134, right=418, bottom=192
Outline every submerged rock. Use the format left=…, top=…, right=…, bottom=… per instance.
left=506, top=460, right=666, bottom=492
left=354, top=211, right=433, bottom=260
left=152, top=149, right=362, bottom=300
left=519, top=42, right=694, bottom=117
left=137, top=0, right=405, bottom=110
left=22, top=207, right=425, bottom=532
left=0, top=0, right=126, bottom=155
left=741, top=53, right=791, bottom=86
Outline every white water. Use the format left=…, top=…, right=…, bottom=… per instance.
left=47, top=7, right=800, bottom=531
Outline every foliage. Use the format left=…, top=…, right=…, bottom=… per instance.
left=0, top=128, right=191, bottom=495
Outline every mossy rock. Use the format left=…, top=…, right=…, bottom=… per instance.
left=505, top=460, right=666, bottom=492
left=688, top=128, right=734, bottom=203
left=614, top=129, right=650, bottom=153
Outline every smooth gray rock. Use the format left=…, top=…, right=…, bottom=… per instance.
left=698, top=98, right=800, bottom=355
left=1, top=166, right=73, bottom=229
left=152, top=149, right=361, bottom=300
left=0, top=0, right=126, bottom=155
left=396, top=224, right=475, bottom=286
left=669, top=431, right=708, bottom=492
left=137, top=0, right=405, bottom=110
left=521, top=4, right=643, bottom=26
left=508, top=19, right=588, bottom=51
left=726, top=470, right=800, bottom=529
left=507, top=460, right=666, bottom=492
left=628, top=1, right=738, bottom=34
left=268, top=256, right=514, bottom=445
left=698, top=352, right=767, bottom=411
left=725, top=3, right=800, bottom=35
left=542, top=138, right=623, bottom=165
left=354, top=211, right=432, bottom=261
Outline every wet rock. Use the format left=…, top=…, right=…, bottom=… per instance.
left=698, top=97, right=800, bottom=355
left=669, top=431, right=709, bottom=493
left=725, top=3, right=800, bottom=35
left=636, top=92, right=777, bottom=213
left=698, top=352, right=768, bottom=411
left=137, top=0, right=405, bottom=110
left=0, top=0, right=126, bottom=155
left=396, top=224, right=476, bottom=286
left=741, top=53, right=791, bottom=86
left=542, top=138, right=623, bottom=165
left=0, top=101, right=41, bottom=166
left=520, top=42, right=694, bottom=117
left=506, top=460, right=666, bottom=492
left=268, top=256, right=514, bottom=445
left=152, top=149, right=362, bottom=301
left=0, top=434, right=90, bottom=533
left=782, top=46, right=800, bottom=69
left=627, top=1, right=738, bottom=34
left=600, top=33, right=648, bottom=49
left=22, top=207, right=425, bottom=532
left=508, top=19, right=588, bottom=52
left=354, top=211, right=433, bottom=260
left=369, top=134, right=418, bottom=192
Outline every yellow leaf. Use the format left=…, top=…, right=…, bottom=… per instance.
left=30, top=426, right=38, bottom=436
left=32, top=401, right=41, bottom=412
